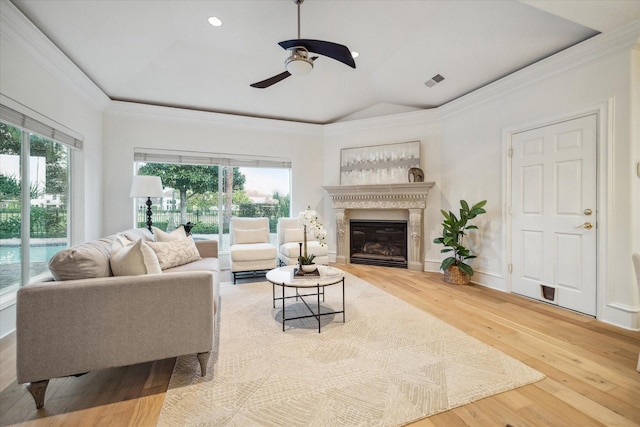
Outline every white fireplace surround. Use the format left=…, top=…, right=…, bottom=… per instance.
left=323, top=183, right=435, bottom=271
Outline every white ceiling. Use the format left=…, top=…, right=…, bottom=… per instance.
left=9, top=0, right=640, bottom=124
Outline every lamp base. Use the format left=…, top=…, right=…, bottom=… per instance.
left=145, top=197, right=154, bottom=232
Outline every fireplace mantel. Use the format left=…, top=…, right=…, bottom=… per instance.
left=323, top=183, right=434, bottom=209
left=323, top=182, right=435, bottom=271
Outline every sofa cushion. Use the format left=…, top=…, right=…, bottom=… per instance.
left=163, top=257, right=218, bottom=274
left=110, top=236, right=162, bottom=276
left=230, top=243, right=277, bottom=261
left=48, top=237, right=115, bottom=281
left=233, top=227, right=269, bottom=244
left=121, top=227, right=154, bottom=242
left=147, top=236, right=202, bottom=270
left=152, top=225, right=187, bottom=242
left=283, top=228, right=305, bottom=243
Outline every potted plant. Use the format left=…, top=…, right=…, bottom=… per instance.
left=433, top=200, right=487, bottom=285
left=297, top=206, right=327, bottom=272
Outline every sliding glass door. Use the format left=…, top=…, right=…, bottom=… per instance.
left=0, top=122, right=70, bottom=297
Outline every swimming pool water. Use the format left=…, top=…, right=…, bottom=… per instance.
left=0, top=244, right=68, bottom=264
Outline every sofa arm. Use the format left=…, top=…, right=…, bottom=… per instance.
left=195, top=239, right=218, bottom=258
left=16, top=271, right=214, bottom=385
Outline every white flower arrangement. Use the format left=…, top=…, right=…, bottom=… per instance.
left=298, top=206, right=327, bottom=246
left=297, top=206, right=327, bottom=266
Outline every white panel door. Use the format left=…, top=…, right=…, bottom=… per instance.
left=511, top=114, right=597, bottom=316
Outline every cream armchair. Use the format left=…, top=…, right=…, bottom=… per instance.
left=277, top=217, right=329, bottom=266
left=229, top=217, right=277, bottom=283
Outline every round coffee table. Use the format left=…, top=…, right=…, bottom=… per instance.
left=266, top=265, right=345, bottom=333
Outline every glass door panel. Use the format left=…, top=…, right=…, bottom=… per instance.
left=29, top=134, right=69, bottom=283
left=0, top=123, right=22, bottom=294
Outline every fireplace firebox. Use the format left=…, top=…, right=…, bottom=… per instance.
left=350, top=220, right=408, bottom=268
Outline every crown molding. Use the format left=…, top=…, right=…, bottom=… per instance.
left=438, top=20, right=640, bottom=119
left=105, top=101, right=323, bottom=136
left=0, top=1, right=109, bottom=110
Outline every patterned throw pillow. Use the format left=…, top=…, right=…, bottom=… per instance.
left=110, top=235, right=162, bottom=276
left=147, top=236, right=202, bottom=270
left=152, top=225, right=187, bottom=242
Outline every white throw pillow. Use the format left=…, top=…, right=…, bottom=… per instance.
left=110, top=237, right=162, bottom=276
left=152, top=225, right=187, bottom=242
left=283, top=228, right=305, bottom=243
left=233, top=227, right=268, bottom=244
left=147, top=236, right=202, bottom=270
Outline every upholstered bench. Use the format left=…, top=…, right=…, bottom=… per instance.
left=229, top=217, right=277, bottom=283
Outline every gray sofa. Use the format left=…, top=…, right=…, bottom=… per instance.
left=16, top=228, right=220, bottom=409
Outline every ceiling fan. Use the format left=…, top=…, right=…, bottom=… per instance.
left=250, top=0, right=356, bottom=89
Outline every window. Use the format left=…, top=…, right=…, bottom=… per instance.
left=133, top=149, right=291, bottom=251
left=0, top=123, right=71, bottom=297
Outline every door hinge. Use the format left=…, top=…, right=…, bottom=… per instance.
left=508, top=264, right=513, bottom=273
left=508, top=148, right=513, bottom=157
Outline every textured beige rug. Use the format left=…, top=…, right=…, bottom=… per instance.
left=158, top=273, right=543, bottom=426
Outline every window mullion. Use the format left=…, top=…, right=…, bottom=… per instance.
left=20, top=131, right=30, bottom=286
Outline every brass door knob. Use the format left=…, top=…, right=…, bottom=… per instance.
left=574, top=222, right=593, bottom=229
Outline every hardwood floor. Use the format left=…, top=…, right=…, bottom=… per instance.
left=1, top=264, right=639, bottom=426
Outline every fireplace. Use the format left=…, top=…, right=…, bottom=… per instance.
left=324, top=182, right=434, bottom=271
left=350, top=220, right=408, bottom=268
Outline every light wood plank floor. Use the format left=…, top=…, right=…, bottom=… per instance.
left=1, top=264, right=639, bottom=426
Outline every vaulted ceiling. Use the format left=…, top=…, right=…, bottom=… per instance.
left=9, top=0, right=640, bottom=124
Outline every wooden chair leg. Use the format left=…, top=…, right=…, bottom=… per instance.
left=197, top=352, right=210, bottom=376
left=26, top=380, right=49, bottom=409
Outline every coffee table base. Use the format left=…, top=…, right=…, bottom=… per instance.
left=272, top=279, right=345, bottom=333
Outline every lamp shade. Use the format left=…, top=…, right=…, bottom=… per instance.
left=130, top=175, right=163, bottom=198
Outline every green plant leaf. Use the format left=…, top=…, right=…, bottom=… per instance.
left=457, top=262, right=474, bottom=276
left=441, top=257, right=456, bottom=271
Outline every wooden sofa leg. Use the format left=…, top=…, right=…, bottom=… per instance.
left=26, top=380, right=49, bottom=409
left=197, top=352, right=210, bottom=376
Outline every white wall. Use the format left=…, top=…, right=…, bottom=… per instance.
left=0, top=3, right=107, bottom=337
left=0, top=3, right=108, bottom=242
left=323, top=111, right=443, bottom=265
left=103, top=102, right=324, bottom=236
left=323, top=24, right=640, bottom=330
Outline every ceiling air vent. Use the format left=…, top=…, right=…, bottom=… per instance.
left=424, top=74, right=445, bottom=88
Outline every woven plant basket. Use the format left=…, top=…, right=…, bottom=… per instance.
left=444, top=265, right=470, bottom=285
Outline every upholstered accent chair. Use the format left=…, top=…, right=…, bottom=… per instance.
left=277, top=217, right=329, bottom=266
left=229, top=217, right=277, bottom=283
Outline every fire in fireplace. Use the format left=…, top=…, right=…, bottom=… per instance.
left=350, top=220, right=408, bottom=268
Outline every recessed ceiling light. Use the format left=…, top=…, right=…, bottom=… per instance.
left=208, top=16, right=223, bottom=27
left=351, top=51, right=359, bottom=58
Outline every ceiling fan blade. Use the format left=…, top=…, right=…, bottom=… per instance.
left=250, top=70, right=292, bottom=89
left=250, top=56, right=318, bottom=89
left=279, top=39, right=355, bottom=68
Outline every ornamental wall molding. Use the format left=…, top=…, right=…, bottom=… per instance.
left=323, top=183, right=434, bottom=209
left=323, top=183, right=434, bottom=271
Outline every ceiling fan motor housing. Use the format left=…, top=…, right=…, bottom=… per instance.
left=285, top=48, right=313, bottom=76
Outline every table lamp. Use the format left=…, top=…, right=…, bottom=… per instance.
left=130, top=175, right=163, bottom=232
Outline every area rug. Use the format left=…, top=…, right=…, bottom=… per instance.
left=158, top=273, right=544, bottom=426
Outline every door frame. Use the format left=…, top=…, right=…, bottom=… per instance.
left=503, top=100, right=612, bottom=320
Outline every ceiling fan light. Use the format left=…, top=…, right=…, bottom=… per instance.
left=285, top=58, right=313, bottom=76
left=285, top=49, right=313, bottom=76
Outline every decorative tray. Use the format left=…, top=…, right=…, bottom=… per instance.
left=294, top=268, right=321, bottom=277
